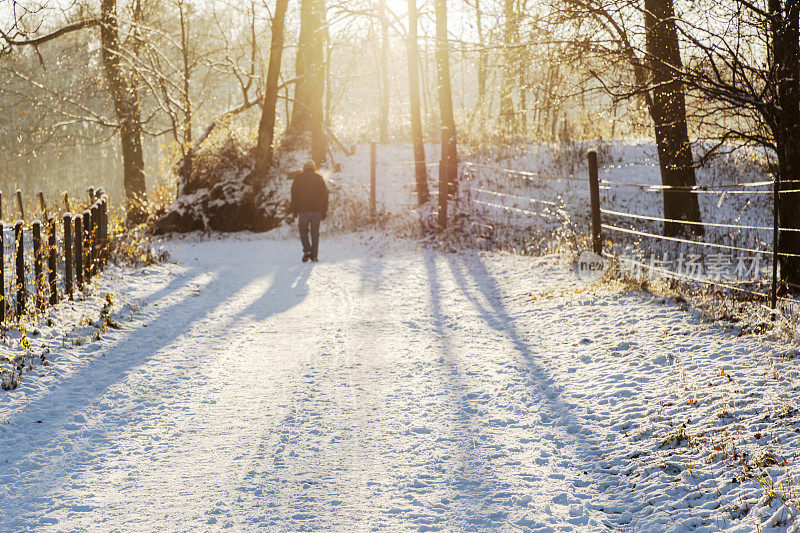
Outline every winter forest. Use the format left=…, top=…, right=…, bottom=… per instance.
left=6, top=0, right=800, bottom=531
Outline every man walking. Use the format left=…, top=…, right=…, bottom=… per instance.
left=290, top=160, right=329, bottom=262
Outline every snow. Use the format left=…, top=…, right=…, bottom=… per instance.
left=2, top=228, right=800, bottom=531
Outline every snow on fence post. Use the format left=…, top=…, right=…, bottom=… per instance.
left=370, top=141, right=377, bottom=220
left=14, top=221, right=24, bottom=318
left=83, top=209, right=91, bottom=283
left=91, top=203, right=99, bottom=275
left=74, top=214, right=83, bottom=291
left=588, top=150, right=602, bottom=255
left=32, top=221, right=43, bottom=310
left=64, top=214, right=73, bottom=300
left=47, top=217, right=57, bottom=306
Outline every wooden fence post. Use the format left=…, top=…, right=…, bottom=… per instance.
left=64, top=214, right=73, bottom=300
left=101, top=197, right=108, bottom=267
left=47, top=217, right=57, bottom=305
left=370, top=141, right=377, bottom=220
left=437, top=157, right=449, bottom=231
left=14, top=221, right=24, bottom=317
left=37, top=192, right=47, bottom=220
left=771, top=172, right=779, bottom=312
left=32, top=221, right=43, bottom=310
left=74, top=215, right=83, bottom=291
left=588, top=150, right=602, bottom=255
left=0, top=192, right=4, bottom=220
left=63, top=192, right=70, bottom=213
left=91, top=203, right=99, bottom=275
left=83, top=209, right=91, bottom=283
left=0, top=222, right=5, bottom=322
left=15, top=190, right=24, bottom=222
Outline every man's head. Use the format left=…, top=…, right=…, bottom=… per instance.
left=302, top=160, right=316, bottom=172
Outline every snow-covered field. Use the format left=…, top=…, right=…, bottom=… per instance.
left=2, top=231, right=800, bottom=531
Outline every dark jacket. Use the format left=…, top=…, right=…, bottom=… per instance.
left=290, top=170, right=329, bottom=215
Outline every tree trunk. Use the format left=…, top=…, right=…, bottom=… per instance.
left=179, top=0, right=193, bottom=183
left=290, top=0, right=327, bottom=165
left=643, top=0, right=702, bottom=237
left=407, top=0, right=429, bottom=205
left=100, top=0, right=147, bottom=224
left=770, top=0, right=800, bottom=285
left=475, top=0, right=487, bottom=112
left=516, top=0, right=527, bottom=131
left=379, top=0, right=390, bottom=143
left=253, top=0, right=289, bottom=181
left=324, top=28, right=332, bottom=126
left=435, top=0, right=458, bottom=221
left=499, top=0, right=516, bottom=131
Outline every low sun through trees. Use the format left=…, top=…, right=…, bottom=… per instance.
left=2, top=0, right=800, bottom=283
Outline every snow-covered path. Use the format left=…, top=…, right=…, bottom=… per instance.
left=0, top=233, right=794, bottom=531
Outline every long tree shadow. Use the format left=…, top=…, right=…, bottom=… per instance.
left=0, top=242, right=325, bottom=528
left=420, top=251, right=512, bottom=529
left=0, top=258, right=286, bottom=497
left=443, top=252, right=635, bottom=524
left=237, top=264, right=312, bottom=322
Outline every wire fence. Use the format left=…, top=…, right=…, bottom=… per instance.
left=453, top=155, right=800, bottom=315
left=363, top=147, right=798, bottom=317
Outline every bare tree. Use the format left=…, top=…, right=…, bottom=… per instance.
left=644, top=0, right=702, bottom=237
left=290, top=0, right=328, bottom=165
left=550, top=0, right=702, bottom=232
left=499, top=0, right=516, bottom=130
left=673, top=0, right=800, bottom=282
left=407, top=0, right=429, bottom=205
left=1, top=0, right=149, bottom=222
left=378, top=0, right=390, bottom=143
left=100, top=0, right=147, bottom=223
left=252, top=0, right=290, bottom=181
left=435, top=0, right=458, bottom=229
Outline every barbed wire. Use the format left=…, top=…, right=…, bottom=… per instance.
left=600, top=208, right=800, bottom=233
left=472, top=199, right=555, bottom=220
left=464, top=161, right=589, bottom=182
left=601, top=179, right=800, bottom=194
left=470, top=187, right=557, bottom=207
left=602, top=223, right=800, bottom=258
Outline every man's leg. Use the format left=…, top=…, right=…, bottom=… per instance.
left=298, top=212, right=312, bottom=256
left=309, top=212, right=322, bottom=260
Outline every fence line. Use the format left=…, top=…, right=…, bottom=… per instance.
left=457, top=149, right=800, bottom=312
left=581, top=150, right=800, bottom=310
left=368, top=149, right=800, bottom=312
left=0, top=188, right=110, bottom=321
